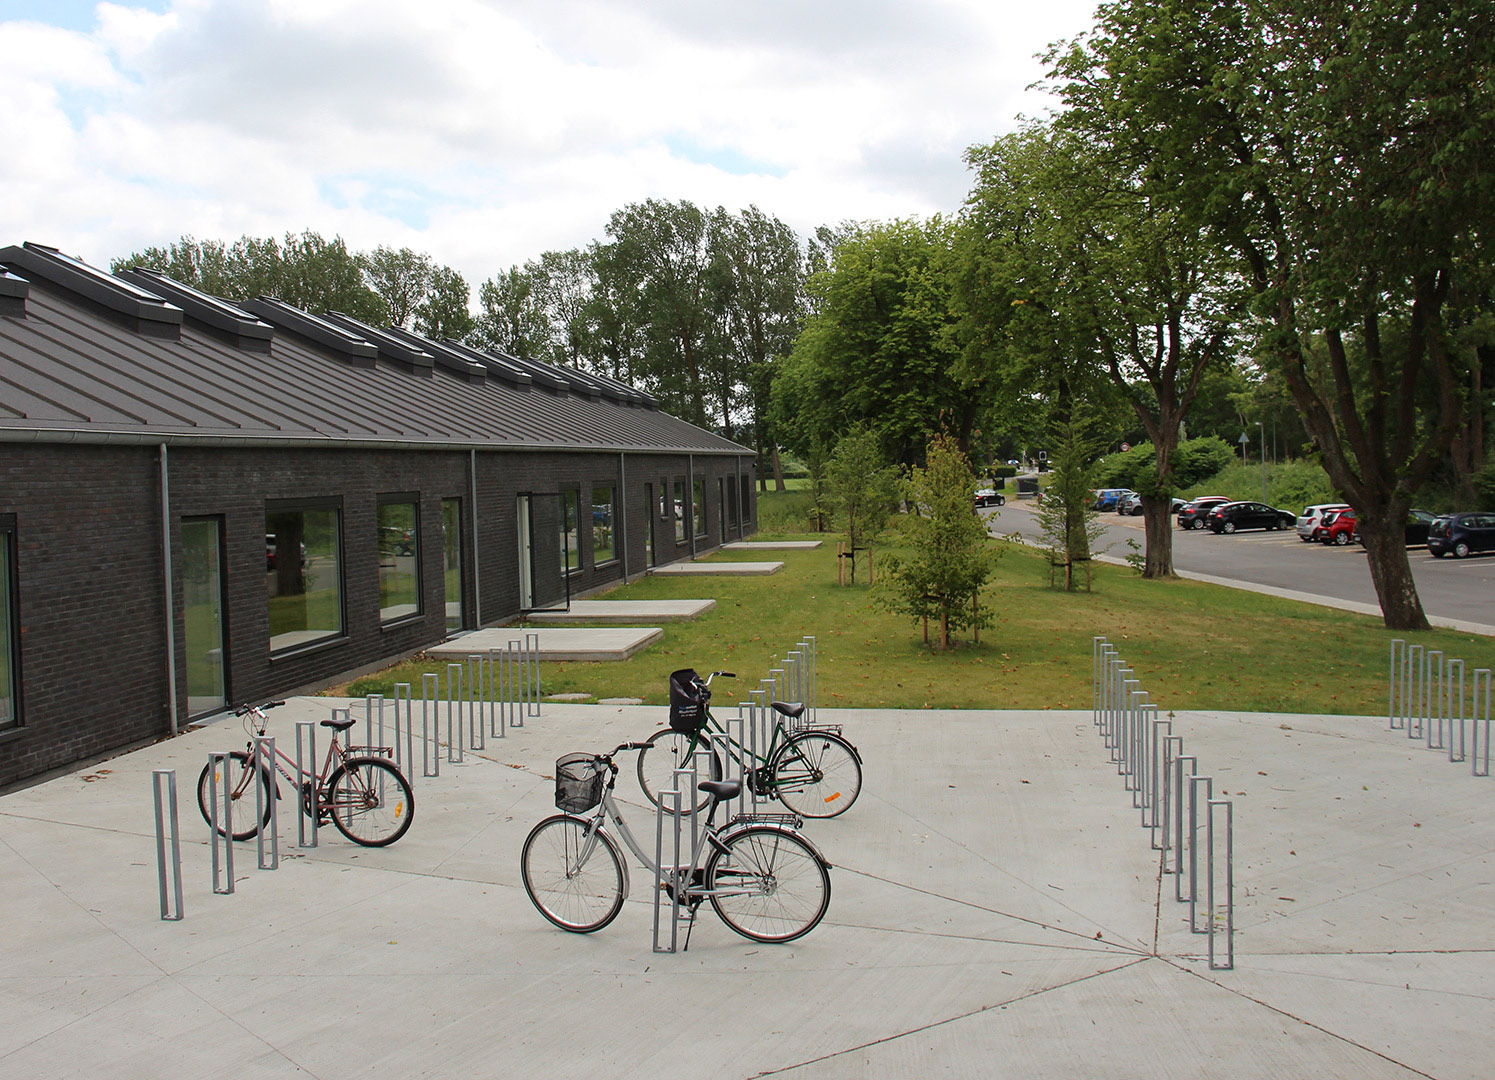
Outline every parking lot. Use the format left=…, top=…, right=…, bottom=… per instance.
left=4, top=697, right=1494, bottom=1079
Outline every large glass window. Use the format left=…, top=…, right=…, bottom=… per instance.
left=592, top=485, right=616, bottom=564
left=442, top=498, right=464, bottom=632
left=693, top=478, right=707, bottom=538
left=740, top=474, right=752, bottom=525
left=378, top=498, right=421, bottom=624
left=561, top=490, right=580, bottom=573
left=674, top=479, right=686, bottom=542
left=266, top=503, right=343, bottom=652
left=0, top=525, right=17, bottom=731
left=182, top=518, right=226, bottom=716
left=727, top=476, right=739, bottom=527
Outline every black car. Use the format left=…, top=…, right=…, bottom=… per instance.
left=1207, top=501, right=1296, bottom=534
left=1355, top=509, right=1437, bottom=548
left=1428, top=512, right=1495, bottom=558
left=1177, top=495, right=1231, bottom=530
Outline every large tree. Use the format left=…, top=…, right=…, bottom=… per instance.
left=1051, top=0, right=1495, bottom=627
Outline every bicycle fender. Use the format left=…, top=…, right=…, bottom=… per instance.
left=789, top=730, right=862, bottom=764
left=719, top=822, right=832, bottom=870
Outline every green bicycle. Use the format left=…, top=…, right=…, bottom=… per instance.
left=636, top=669, right=863, bottom=818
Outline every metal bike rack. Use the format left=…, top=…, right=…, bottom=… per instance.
left=1473, top=669, right=1492, bottom=778
left=393, top=682, right=414, bottom=772
left=1156, top=734, right=1183, bottom=852
left=465, top=654, right=486, bottom=750
left=252, top=735, right=279, bottom=871
left=1425, top=650, right=1446, bottom=751
left=1446, top=659, right=1466, bottom=763
left=152, top=770, right=184, bottom=921
left=295, top=722, right=319, bottom=848
left=420, top=672, right=440, bottom=777
left=445, top=662, right=465, bottom=763
left=1145, top=711, right=1168, bottom=829
left=1207, top=798, right=1235, bottom=970
left=207, top=751, right=234, bottom=895
left=652, top=785, right=684, bottom=954
left=1172, top=755, right=1197, bottom=902
left=1188, top=774, right=1213, bottom=933
left=1390, top=638, right=1408, bottom=730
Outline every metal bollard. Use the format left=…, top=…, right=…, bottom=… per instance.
left=295, top=722, right=319, bottom=848
left=1207, top=799, right=1234, bottom=970
left=207, top=751, right=234, bottom=895
left=421, top=672, right=440, bottom=776
left=253, top=736, right=279, bottom=871
left=152, top=770, right=184, bottom=921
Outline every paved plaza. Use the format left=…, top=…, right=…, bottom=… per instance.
left=2, top=699, right=1492, bottom=1079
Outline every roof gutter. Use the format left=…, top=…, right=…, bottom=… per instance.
left=0, top=426, right=752, bottom=457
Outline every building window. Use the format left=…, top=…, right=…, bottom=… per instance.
left=673, top=479, right=687, bottom=543
left=266, top=503, right=343, bottom=653
left=377, top=498, right=421, bottom=624
left=442, top=498, right=464, bottom=632
left=727, top=476, right=739, bottom=527
left=0, top=524, right=18, bottom=732
left=592, top=485, right=616, bottom=564
left=740, top=474, right=752, bottom=525
left=693, top=478, right=707, bottom=538
left=561, top=489, right=580, bottom=573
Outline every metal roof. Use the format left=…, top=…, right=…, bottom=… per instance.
left=0, top=244, right=750, bottom=457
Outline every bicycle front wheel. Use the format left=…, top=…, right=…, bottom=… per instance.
left=325, top=758, right=414, bottom=846
left=521, top=815, right=627, bottom=933
left=706, top=825, right=831, bottom=943
left=771, top=733, right=862, bottom=818
left=196, top=750, right=272, bottom=841
left=636, top=729, right=721, bottom=814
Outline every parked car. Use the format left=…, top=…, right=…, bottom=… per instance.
left=1428, top=512, right=1495, bottom=558
left=1317, top=508, right=1357, bottom=545
left=1207, top=501, right=1296, bottom=534
left=974, top=488, right=1006, bottom=508
left=1354, top=509, right=1437, bottom=548
left=1296, top=503, right=1350, bottom=543
left=1091, top=488, right=1134, bottom=512
left=1177, top=495, right=1231, bottom=530
left=1116, top=491, right=1143, bottom=515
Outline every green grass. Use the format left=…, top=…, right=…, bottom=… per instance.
left=337, top=521, right=1495, bottom=715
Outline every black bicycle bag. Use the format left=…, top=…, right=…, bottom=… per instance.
left=669, top=668, right=709, bottom=734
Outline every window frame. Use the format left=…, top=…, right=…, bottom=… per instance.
left=693, top=477, right=707, bottom=539
left=673, top=478, right=687, bottom=543
left=376, top=494, right=423, bottom=627
left=561, top=488, right=581, bottom=574
left=265, top=497, right=347, bottom=657
left=591, top=484, right=617, bottom=566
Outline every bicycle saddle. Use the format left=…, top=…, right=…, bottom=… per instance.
left=698, top=779, right=742, bottom=801
left=321, top=717, right=356, bottom=732
left=770, top=701, right=805, bottom=719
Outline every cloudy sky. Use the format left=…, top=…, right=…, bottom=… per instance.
left=1, top=0, right=1099, bottom=290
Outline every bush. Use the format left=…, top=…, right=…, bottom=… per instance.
left=1092, top=436, right=1235, bottom=494
left=1475, top=460, right=1495, bottom=511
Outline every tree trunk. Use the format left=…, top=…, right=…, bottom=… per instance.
left=939, top=610, right=949, bottom=650
left=1141, top=498, right=1176, bottom=577
left=771, top=445, right=786, bottom=492
left=1358, top=517, right=1431, bottom=631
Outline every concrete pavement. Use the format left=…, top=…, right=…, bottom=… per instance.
left=2, top=698, right=1492, bottom=1079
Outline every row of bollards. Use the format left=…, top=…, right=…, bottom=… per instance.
left=1388, top=639, right=1492, bottom=776
left=1094, top=636, right=1234, bottom=971
left=152, top=634, right=544, bottom=921
left=731, top=636, right=820, bottom=815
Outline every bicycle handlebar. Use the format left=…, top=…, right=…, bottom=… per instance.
left=234, top=700, right=286, bottom=717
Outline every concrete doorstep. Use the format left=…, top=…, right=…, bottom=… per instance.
left=1, top=699, right=1492, bottom=1079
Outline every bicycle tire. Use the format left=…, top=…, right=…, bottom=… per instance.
left=636, top=729, right=721, bottom=814
left=705, top=825, right=831, bottom=943
left=771, top=732, right=863, bottom=819
left=324, top=758, right=414, bottom=846
left=196, top=750, right=273, bottom=841
left=521, top=815, right=627, bottom=933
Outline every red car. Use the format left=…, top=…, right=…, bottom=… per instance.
left=1317, top=509, right=1357, bottom=545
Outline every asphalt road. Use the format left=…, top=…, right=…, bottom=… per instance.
left=987, top=497, right=1495, bottom=632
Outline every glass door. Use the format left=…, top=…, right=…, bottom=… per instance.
left=442, top=499, right=464, bottom=632
left=182, top=517, right=226, bottom=716
left=644, top=483, right=655, bottom=567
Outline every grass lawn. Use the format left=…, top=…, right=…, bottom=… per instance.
left=338, top=524, right=1495, bottom=716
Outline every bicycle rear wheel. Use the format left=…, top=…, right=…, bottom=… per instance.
left=325, top=758, right=414, bottom=846
left=636, top=729, right=721, bottom=814
left=521, top=815, right=627, bottom=933
left=196, top=750, right=272, bottom=840
left=705, top=825, right=830, bottom=943
left=771, top=733, right=862, bottom=819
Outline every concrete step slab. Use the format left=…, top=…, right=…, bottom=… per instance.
left=526, top=599, right=715, bottom=624
left=650, top=560, right=782, bottom=575
left=722, top=540, right=823, bottom=549
left=427, top=626, right=662, bottom=662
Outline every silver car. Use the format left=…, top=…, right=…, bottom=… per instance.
left=1295, top=503, right=1350, bottom=543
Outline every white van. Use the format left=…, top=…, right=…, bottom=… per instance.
left=1295, top=503, right=1349, bottom=542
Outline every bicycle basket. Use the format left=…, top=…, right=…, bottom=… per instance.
left=554, top=753, right=605, bottom=814
left=668, top=668, right=709, bottom=734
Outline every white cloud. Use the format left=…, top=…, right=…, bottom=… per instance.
left=0, top=0, right=1100, bottom=291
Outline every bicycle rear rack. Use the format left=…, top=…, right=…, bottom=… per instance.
left=727, top=811, right=803, bottom=830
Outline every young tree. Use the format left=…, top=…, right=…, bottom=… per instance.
left=1037, top=416, right=1106, bottom=591
left=879, top=435, right=1000, bottom=648
left=359, top=245, right=434, bottom=328
left=823, top=425, right=901, bottom=582
left=416, top=265, right=474, bottom=341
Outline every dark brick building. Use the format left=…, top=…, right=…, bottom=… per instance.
left=0, top=243, right=755, bottom=789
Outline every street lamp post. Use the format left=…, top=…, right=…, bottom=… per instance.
left=1257, top=421, right=1267, bottom=504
